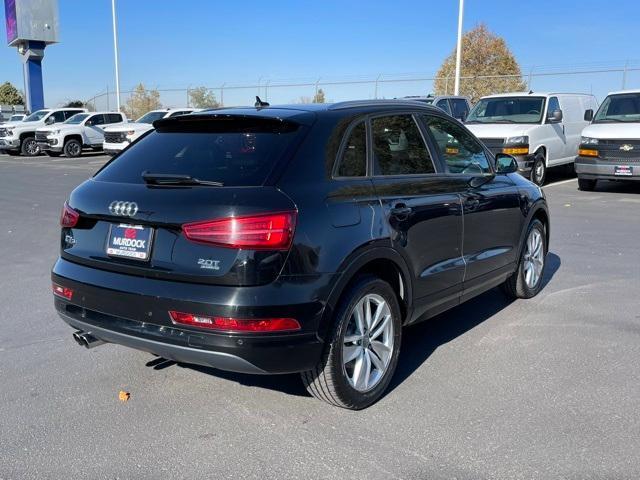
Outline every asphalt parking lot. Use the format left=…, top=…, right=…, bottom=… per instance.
left=1, top=152, right=639, bottom=480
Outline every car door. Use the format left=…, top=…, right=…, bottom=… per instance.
left=369, top=113, right=464, bottom=317
left=543, top=96, right=567, bottom=166
left=558, top=95, right=586, bottom=160
left=420, top=114, right=524, bottom=298
left=85, top=114, right=106, bottom=145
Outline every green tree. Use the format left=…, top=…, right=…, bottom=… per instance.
left=64, top=100, right=85, bottom=108
left=434, top=24, right=526, bottom=103
left=124, top=83, right=162, bottom=120
left=0, top=82, right=24, bottom=105
left=313, top=88, right=326, bottom=103
left=189, top=86, right=220, bottom=108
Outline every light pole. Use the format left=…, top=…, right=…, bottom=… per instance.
left=111, top=0, right=121, bottom=112
left=454, top=0, right=464, bottom=95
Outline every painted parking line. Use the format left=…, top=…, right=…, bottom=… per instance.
left=544, top=178, right=578, bottom=187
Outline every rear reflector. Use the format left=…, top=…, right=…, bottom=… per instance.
left=60, top=202, right=80, bottom=228
left=52, top=283, right=73, bottom=300
left=182, top=211, right=296, bottom=250
left=169, top=311, right=301, bottom=333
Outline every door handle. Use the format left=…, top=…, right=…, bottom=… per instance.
left=390, top=204, right=413, bottom=218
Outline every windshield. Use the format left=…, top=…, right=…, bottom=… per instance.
left=24, top=110, right=51, bottom=122
left=593, top=93, right=640, bottom=123
left=136, top=111, right=167, bottom=124
left=467, top=97, right=545, bottom=124
left=64, top=113, right=90, bottom=124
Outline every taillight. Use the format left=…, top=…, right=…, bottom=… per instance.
left=182, top=211, right=297, bottom=250
left=52, top=282, right=74, bottom=300
left=169, top=311, right=301, bottom=333
left=60, top=202, right=80, bottom=228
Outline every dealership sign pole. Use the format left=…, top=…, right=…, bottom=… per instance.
left=4, top=0, right=59, bottom=112
left=111, top=0, right=121, bottom=112
left=454, top=0, right=464, bottom=96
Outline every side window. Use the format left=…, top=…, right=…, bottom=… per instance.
left=168, top=111, right=189, bottom=117
left=106, top=113, right=123, bottom=123
left=547, top=97, right=560, bottom=119
left=435, top=99, right=452, bottom=115
left=450, top=99, right=469, bottom=119
left=63, top=110, right=80, bottom=120
left=423, top=115, right=492, bottom=175
left=336, top=122, right=366, bottom=177
left=371, top=115, right=435, bottom=176
left=51, top=111, right=66, bottom=123
left=89, top=114, right=106, bottom=126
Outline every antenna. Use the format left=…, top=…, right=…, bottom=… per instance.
left=255, top=96, right=270, bottom=108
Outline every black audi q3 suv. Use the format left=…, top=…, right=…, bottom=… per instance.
left=52, top=100, right=549, bottom=409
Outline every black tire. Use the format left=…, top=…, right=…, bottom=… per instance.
left=502, top=219, right=547, bottom=299
left=45, top=151, right=62, bottom=157
left=578, top=177, right=596, bottom=191
left=63, top=139, right=82, bottom=158
left=530, top=152, right=546, bottom=186
left=301, top=275, right=402, bottom=410
left=20, top=136, right=40, bottom=156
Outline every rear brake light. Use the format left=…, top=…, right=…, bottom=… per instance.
left=52, top=282, right=73, bottom=300
left=60, top=202, right=80, bottom=228
left=182, top=211, right=297, bottom=250
left=169, top=311, right=301, bottom=333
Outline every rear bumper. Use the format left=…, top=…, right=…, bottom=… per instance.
left=52, top=257, right=331, bottom=374
left=575, top=156, right=640, bottom=181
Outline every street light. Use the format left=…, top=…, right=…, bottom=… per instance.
left=111, top=0, right=121, bottom=112
left=454, top=0, right=464, bottom=96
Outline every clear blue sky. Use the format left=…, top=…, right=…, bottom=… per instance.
left=2, top=0, right=639, bottom=108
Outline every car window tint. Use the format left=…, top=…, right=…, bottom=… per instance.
left=90, top=114, right=106, bottom=125
left=371, top=115, right=434, bottom=176
left=106, top=113, right=122, bottom=123
left=423, top=115, right=492, bottom=175
left=94, top=119, right=302, bottom=187
left=336, top=122, right=366, bottom=177
left=436, top=99, right=452, bottom=115
left=450, top=99, right=469, bottom=118
left=51, top=111, right=66, bottom=123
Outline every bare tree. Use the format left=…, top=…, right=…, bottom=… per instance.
left=124, top=83, right=162, bottom=120
left=189, top=86, right=220, bottom=108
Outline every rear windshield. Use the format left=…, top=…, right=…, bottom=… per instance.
left=94, top=117, right=302, bottom=186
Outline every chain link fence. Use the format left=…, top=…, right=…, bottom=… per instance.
left=84, top=61, right=640, bottom=114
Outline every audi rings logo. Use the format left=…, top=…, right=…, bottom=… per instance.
left=109, top=201, right=139, bottom=217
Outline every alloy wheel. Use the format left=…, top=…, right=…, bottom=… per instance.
left=342, top=293, right=394, bottom=392
left=25, top=140, right=39, bottom=155
left=523, top=228, right=544, bottom=289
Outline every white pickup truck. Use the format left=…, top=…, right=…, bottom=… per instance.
left=0, top=108, right=86, bottom=156
left=102, top=108, right=196, bottom=155
left=36, top=111, right=125, bottom=157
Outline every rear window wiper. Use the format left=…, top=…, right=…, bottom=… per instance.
left=142, top=172, right=224, bottom=187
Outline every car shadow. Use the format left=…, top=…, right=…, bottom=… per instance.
left=145, top=253, right=561, bottom=400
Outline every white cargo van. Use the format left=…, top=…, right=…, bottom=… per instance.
left=575, top=90, right=640, bottom=190
left=465, top=92, right=598, bottom=185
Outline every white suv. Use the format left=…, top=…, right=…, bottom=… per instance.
left=102, top=108, right=196, bottom=155
left=36, top=112, right=125, bottom=157
left=465, top=92, right=598, bottom=185
left=0, top=108, right=86, bottom=156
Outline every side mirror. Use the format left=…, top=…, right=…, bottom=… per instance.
left=584, top=109, right=594, bottom=122
left=495, top=153, right=518, bottom=174
left=548, top=109, right=563, bottom=123
left=45, top=116, right=55, bottom=125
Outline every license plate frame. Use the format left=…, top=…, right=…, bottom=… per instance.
left=614, top=165, right=633, bottom=176
left=106, top=223, right=154, bottom=261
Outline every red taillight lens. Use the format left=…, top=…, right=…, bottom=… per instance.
left=169, top=311, right=301, bottom=333
left=60, top=202, right=80, bottom=228
left=182, top=211, right=297, bottom=250
left=52, top=282, right=73, bottom=300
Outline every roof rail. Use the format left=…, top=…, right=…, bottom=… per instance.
left=328, top=99, right=436, bottom=111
